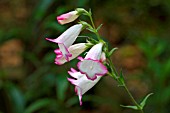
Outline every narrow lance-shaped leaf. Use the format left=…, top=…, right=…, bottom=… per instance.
left=120, top=105, right=138, bottom=110
left=108, top=47, right=118, bottom=57
left=88, top=9, right=92, bottom=16
left=79, top=21, right=93, bottom=29
left=140, top=93, right=154, bottom=109
left=96, top=24, right=103, bottom=31
left=118, top=70, right=125, bottom=86
left=86, top=37, right=98, bottom=44
left=24, top=99, right=53, bottom=113
left=86, top=27, right=96, bottom=33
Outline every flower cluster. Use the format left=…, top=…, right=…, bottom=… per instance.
left=46, top=8, right=152, bottom=113
left=46, top=8, right=108, bottom=105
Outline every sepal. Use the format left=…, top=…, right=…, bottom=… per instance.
left=76, top=8, right=88, bottom=15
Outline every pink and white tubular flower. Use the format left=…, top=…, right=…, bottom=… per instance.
left=54, top=43, right=87, bottom=65
left=57, top=11, right=79, bottom=25
left=46, top=24, right=82, bottom=62
left=67, top=68, right=102, bottom=105
left=77, top=43, right=108, bottom=80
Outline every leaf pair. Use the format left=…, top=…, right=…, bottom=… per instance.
left=121, top=93, right=153, bottom=110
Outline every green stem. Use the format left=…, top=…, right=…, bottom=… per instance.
left=123, top=84, right=144, bottom=113
left=108, top=59, right=144, bottom=113
left=88, top=13, right=102, bottom=41
left=86, top=9, right=144, bottom=113
left=108, top=57, right=119, bottom=78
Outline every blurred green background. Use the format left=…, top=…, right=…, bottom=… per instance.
left=0, top=0, right=170, bottom=113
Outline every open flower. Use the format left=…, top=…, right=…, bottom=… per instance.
left=57, top=11, right=79, bottom=25
left=55, top=43, right=88, bottom=65
left=67, top=68, right=101, bottom=105
left=46, top=24, right=82, bottom=62
left=77, top=43, right=108, bottom=80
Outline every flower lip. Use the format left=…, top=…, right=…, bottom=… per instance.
left=53, top=43, right=87, bottom=65
left=58, top=43, right=72, bottom=61
left=70, top=68, right=78, bottom=73
left=55, top=61, right=62, bottom=65
left=77, top=58, right=108, bottom=81
left=75, top=86, right=83, bottom=106
left=67, top=68, right=102, bottom=106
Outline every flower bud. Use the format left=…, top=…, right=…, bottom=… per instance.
left=57, top=11, right=79, bottom=25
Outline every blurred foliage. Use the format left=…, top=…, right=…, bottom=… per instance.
left=0, top=0, right=170, bottom=113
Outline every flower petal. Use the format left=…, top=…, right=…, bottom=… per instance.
left=68, top=70, right=101, bottom=105
left=77, top=59, right=108, bottom=80
left=46, top=24, right=82, bottom=48
left=54, top=43, right=87, bottom=65
left=68, top=69, right=84, bottom=79
left=75, top=86, right=83, bottom=105
left=100, top=52, right=106, bottom=62
left=85, top=43, right=103, bottom=60
left=58, top=43, right=72, bottom=61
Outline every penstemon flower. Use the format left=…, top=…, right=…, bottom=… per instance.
left=77, top=43, right=108, bottom=80
left=67, top=68, right=102, bottom=105
left=57, top=8, right=87, bottom=25
left=68, top=49, right=107, bottom=105
left=54, top=43, right=88, bottom=65
left=46, top=24, right=82, bottom=62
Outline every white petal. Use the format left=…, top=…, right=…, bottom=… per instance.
left=77, top=75, right=101, bottom=95
left=85, top=43, right=103, bottom=60
left=46, top=24, right=82, bottom=47
left=55, top=43, right=87, bottom=65
left=100, top=52, right=106, bottom=62
left=68, top=43, right=87, bottom=58
left=68, top=70, right=84, bottom=79
left=75, top=86, right=83, bottom=105
left=68, top=71, right=102, bottom=105
left=57, top=24, right=82, bottom=47
left=78, top=59, right=108, bottom=80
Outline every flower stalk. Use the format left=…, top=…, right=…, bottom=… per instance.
left=87, top=11, right=145, bottom=113
left=46, top=8, right=152, bottom=112
left=86, top=10, right=103, bottom=42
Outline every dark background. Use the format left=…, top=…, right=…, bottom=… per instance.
left=0, top=0, right=170, bottom=113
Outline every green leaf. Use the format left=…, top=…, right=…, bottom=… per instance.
left=33, top=0, right=55, bottom=22
left=120, top=105, right=138, bottom=110
left=5, top=83, right=25, bottom=113
left=86, top=27, right=96, bottom=33
left=79, top=21, right=92, bottom=28
left=56, top=75, right=68, bottom=101
left=108, top=47, right=118, bottom=57
left=88, top=9, right=92, bottom=16
left=24, top=99, right=53, bottom=113
left=96, top=24, right=103, bottom=31
left=86, top=37, right=98, bottom=44
left=140, top=93, right=154, bottom=109
left=119, top=70, right=125, bottom=86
